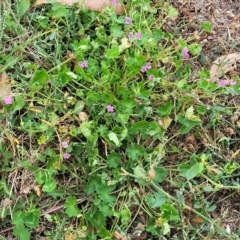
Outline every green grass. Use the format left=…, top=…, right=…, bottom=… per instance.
left=0, top=0, right=240, bottom=239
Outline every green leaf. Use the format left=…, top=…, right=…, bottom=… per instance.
left=177, top=115, right=201, bottom=134
left=35, top=170, right=47, bottom=184
left=16, top=0, right=30, bottom=18
left=154, top=167, right=168, bottom=184
left=186, top=163, right=204, bottom=180
left=108, top=132, right=120, bottom=147
left=30, top=69, right=49, bottom=92
left=178, top=162, right=190, bottom=177
left=13, top=211, right=25, bottom=226
left=13, top=224, right=30, bottom=240
left=51, top=4, right=69, bottom=18
left=24, top=209, right=41, bottom=228
left=42, top=180, right=57, bottom=192
left=80, top=121, right=92, bottom=138
left=13, top=96, right=25, bottom=111
left=64, top=196, right=80, bottom=217
left=119, top=207, right=131, bottom=225
left=107, top=153, right=121, bottom=168
left=158, top=101, right=172, bottom=117
left=133, top=165, right=148, bottom=185
left=110, top=24, right=124, bottom=38
left=106, top=45, right=120, bottom=58
left=189, top=43, right=202, bottom=56
left=160, top=203, right=180, bottom=222
left=73, top=101, right=85, bottom=114
left=127, top=144, right=145, bottom=160
left=167, top=6, right=178, bottom=18
left=146, top=192, right=166, bottom=208
left=201, top=21, right=212, bottom=33
left=96, top=184, right=116, bottom=204
left=198, top=69, right=210, bottom=78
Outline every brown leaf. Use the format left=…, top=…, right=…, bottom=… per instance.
left=148, top=168, right=155, bottom=181
left=230, top=149, right=240, bottom=160
left=119, top=37, right=131, bottom=52
left=34, top=0, right=124, bottom=14
left=191, top=217, right=204, bottom=224
left=20, top=186, right=32, bottom=195
left=209, top=53, right=240, bottom=81
left=33, top=185, right=42, bottom=196
left=64, top=233, right=77, bottom=240
left=158, top=117, right=172, bottom=130
left=114, top=231, right=128, bottom=240
left=78, top=111, right=88, bottom=122
left=224, top=127, right=234, bottom=136
left=0, top=71, right=11, bottom=99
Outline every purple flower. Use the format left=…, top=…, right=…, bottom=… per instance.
left=125, top=17, right=132, bottom=25
left=228, top=79, right=237, bottom=85
left=112, top=0, right=117, bottom=5
left=149, top=75, right=155, bottom=80
left=62, top=141, right=68, bottom=149
left=128, top=32, right=133, bottom=39
left=63, top=153, right=71, bottom=159
left=3, top=96, right=13, bottom=105
left=106, top=105, right=114, bottom=112
left=218, top=79, right=227, bottom=87
left=135, top=32, right=141, bottom=40
left=146, top=62, right=151, bottom=69
left=182, top=48, right=190, bottom=59
left=141, top=66, right=147, bottom=73
left=79, top=60, right=88, bottom=68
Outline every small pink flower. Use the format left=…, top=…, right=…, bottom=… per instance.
left=106, top=105, right=114, bottom=112
left=228, top=79, right=237, bottom=85
left=125, top=17, right=132, bottom=25
left=219, top=79, right=227, bottom=87
left=149, top=75, right=155, bottom=80
left=63, top=153, right=71, bottom=159
left=3, top=96, right=13, bottom=105
left=128, top=32, right=133, bottom=39
left=83, top=60, right=88, bottom=67
left=182, top=48, right=190, bottom=59
left=135, top=32, right=141, bottom=40
left=62, top=141, right=68, bottom=149
left=79, top=60, right=88, bottom=68
left=112, top=0, right=117, bottom=5
left=141, top=66, right=147, bottom=73
left=146, top=62, right=151, bottom=69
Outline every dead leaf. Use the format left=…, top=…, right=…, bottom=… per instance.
left=119, top=37, right=131, bottom=52
left=0, top=71, right=11, bottom=99
left=148, top=168, right=155, bottom=181
left=191, top=217, right=204, bottom=224
left=34, top=0, right=124, bottom=14
left=78, top=111, right=88, bottom=122
left=114, top=231, right=128, bottom=240
left=20, top=186, right=32, bottom=195
left=64, top=233, right=77, bottom=240
left=183, top=143, right=195, bottom=152
left=224, top=127, right=234, bottom=136
left=209, top=53, right=240, bottom=81
left=158, top=117, right=172, bottom=130
left=1, top=198, right=13, bottom=208
left=230, top=149, right=240, bottom=160
left=33, top=185, right=42, bottom=196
